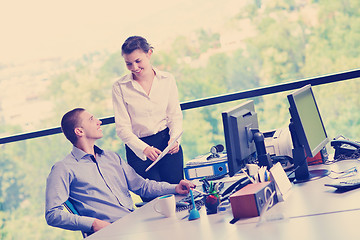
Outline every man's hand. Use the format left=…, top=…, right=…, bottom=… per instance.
left=92, top=219, right=110, bottom=232
left=143, top=146, right=162, bottom=161
left=175, top=179, right=195, bottom=195
left=168, top=139, right=180, bottom=155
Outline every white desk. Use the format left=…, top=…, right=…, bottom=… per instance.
left=85, top=159, right=360, bottom=240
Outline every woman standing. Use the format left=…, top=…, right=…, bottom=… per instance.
left=112, top=36, right=184, bottom=200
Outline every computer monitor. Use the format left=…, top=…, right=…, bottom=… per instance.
left=222, top=100, right=259, bottom=177
left=287, top=84, right=330, bottom=182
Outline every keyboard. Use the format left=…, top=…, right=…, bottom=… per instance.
left=325, top=178, right=360, bottom=191
left=176, top=190, right=204, bottom=212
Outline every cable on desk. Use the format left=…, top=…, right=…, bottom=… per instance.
left=286, top=156, right=307, bottom=181
left=326, top=167, right=358, bottom=179
left=220, top=177, right=251, bottom=202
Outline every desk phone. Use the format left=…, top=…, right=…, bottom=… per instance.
left=331, top=137, right=360, bottom=159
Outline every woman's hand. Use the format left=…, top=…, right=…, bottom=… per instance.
left=143, top=146, right=162, bottom=161
left=168, top=139, right=180, bottom=155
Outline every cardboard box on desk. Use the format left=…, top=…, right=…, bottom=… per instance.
left=229, top=181, right=278, bottom=219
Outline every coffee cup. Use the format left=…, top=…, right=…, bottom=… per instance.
left=153, top=194, right=176, bottom=217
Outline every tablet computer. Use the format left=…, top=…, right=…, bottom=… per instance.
left=145, top=131, right=183, bottom=172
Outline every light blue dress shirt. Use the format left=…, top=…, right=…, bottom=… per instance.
left=45, top=145, right=176, bottom=234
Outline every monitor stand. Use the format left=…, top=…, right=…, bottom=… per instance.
left=291, top=144, right=330, bottom=183
left=252, top=129, right=273, bottom=169
left=289, top=121, right=330, bottom=183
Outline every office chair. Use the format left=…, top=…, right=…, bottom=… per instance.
left=63, top=200, right=88, bottom=238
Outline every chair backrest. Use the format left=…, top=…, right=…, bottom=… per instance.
left=64, top=200, right=80, bottom=215
left=63, top=200, right=88, bottom=238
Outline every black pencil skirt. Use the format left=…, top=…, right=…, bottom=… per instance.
left=125, top=128, right=184, bottom=200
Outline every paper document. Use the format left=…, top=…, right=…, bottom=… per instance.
left=185, top=153, right=227, bottom=167
left=145, top=131, right=183, bottom=172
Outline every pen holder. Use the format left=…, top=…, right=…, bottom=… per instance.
left=204, top=194, right=220, bottom=215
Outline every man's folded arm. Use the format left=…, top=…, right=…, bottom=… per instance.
left=45, top=162, right=94, bottom=233
left=45, top=205, right=95, bottom=232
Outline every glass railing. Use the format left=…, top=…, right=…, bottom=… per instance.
left=0, top=69, right=359, bottom=239
left=1, top=69, right=359, bottom=145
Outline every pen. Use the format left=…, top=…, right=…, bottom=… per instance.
left=218, top=182, right=224, bottom=192
left=192, top=188, right=207, bottom=195
left=201, top=178, right=210, bottom=192
left=241, top=169, right=255, bottom=184
left=202, top=183, right=207, bottom=193
left=265, top=170, right=270, bottom=181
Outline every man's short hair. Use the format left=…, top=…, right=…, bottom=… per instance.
left=61, top=108, right=85, bottom=145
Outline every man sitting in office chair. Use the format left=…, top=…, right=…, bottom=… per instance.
left=45, top=108, right=194, bottom=236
